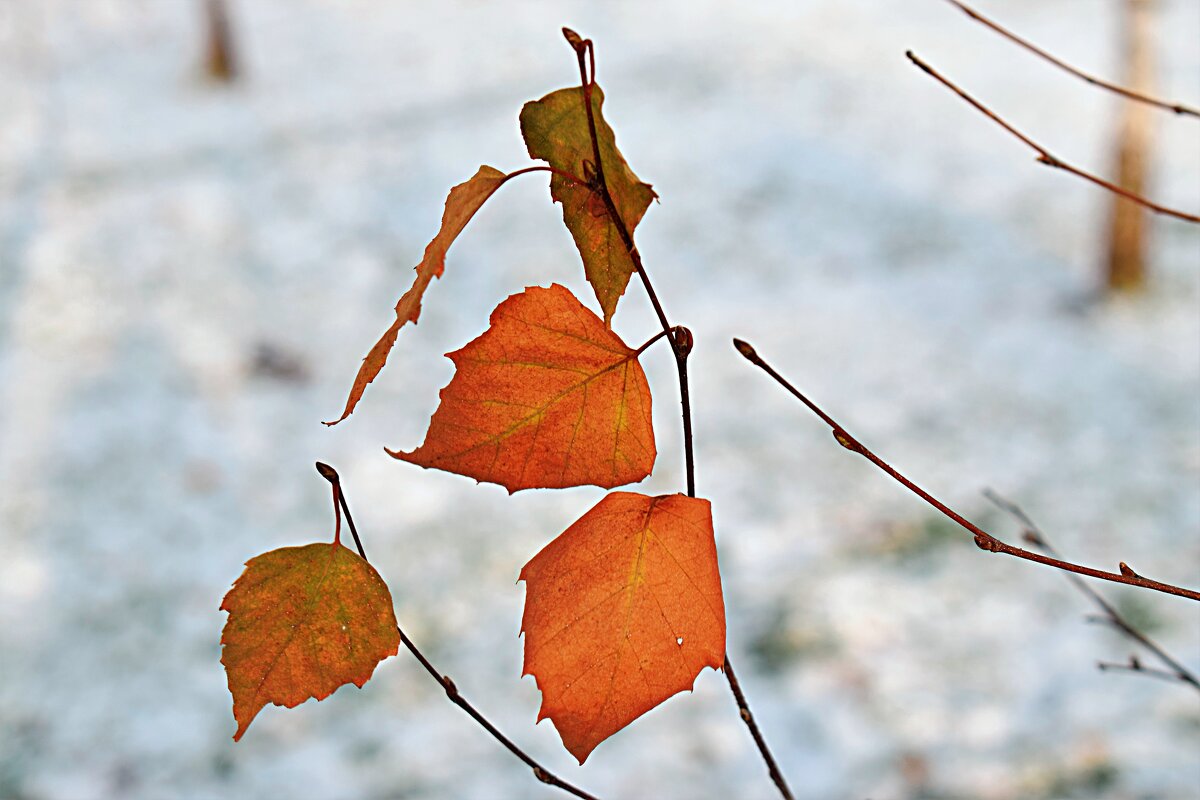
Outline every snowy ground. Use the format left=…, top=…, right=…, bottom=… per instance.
left=2, top=1, right=1198, bottom=799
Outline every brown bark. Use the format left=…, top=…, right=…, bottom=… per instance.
left=203, top=0, right=238, bottom=82
left=1104, top=0, right=1156, bottom=292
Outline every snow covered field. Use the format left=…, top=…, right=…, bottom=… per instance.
left=2, top=1, right=1198, bottom=798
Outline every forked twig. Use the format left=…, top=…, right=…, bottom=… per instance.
left=941, top=0, right=1199, bottom=117
left=1098, top=657, right=1196, bottom=685
left=906, top=50, right=1200, bottom=224
left=562, top=28, right=794, bottom=800
left=731, top=339, right=1200, bottom=602
left=316, top=463, right=600, bottom=800
left=984, top=489, right=1200, bottom=692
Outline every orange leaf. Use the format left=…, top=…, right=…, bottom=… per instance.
left=520, top=85, right=656, bottom=325
left=220, top=543, right=400, bottom=740
left=388, top=284, right=655, bottom=492
left=519, top=492, right=726, bottom=763
left=326, top=165, right=508, bottom=425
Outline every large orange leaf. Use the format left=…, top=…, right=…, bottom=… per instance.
left=387, top=283, right=655, bottom=492
left=520, top=492, right=726, bottom=763
left=520, top=85, right=656, bottom=325
left=220, top=542, right=400, bottom=740
left=326, top=165, right=508, bottom=425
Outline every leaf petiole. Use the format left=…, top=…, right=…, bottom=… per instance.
left=633, top=327, right=676, bottom=357
left=315, top=462, right=367, bottom=560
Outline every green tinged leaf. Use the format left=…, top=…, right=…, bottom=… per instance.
left=520, top=85, right=656, bottom=325
left=220, top=543, right=400, bottom=740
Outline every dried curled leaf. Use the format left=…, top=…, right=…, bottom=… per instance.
left=388, top=284, right=655, bottom=492
left=520, top=492, right=726, bottom=763
left=326, top=165, right=508, bottom=425
left=220, top=543, right=400, bottom=740
left=520, top=85, right=656, bottom=325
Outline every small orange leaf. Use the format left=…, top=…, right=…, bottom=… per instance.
left=326, top=165, right=508, bottom=425
left=220, top=543, right=400, bottom=740
left=520, top=85, right=656, bottom=325
left=388, top=284, right=655, bottom=492
left=520, top=492, right=726, bottom=763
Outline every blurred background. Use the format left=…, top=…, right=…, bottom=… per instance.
left=1, top=1, right=1198, bottom=798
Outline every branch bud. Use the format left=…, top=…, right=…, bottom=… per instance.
left=1021, top=529, right=1045, bottom=547
left=973, top=533, right=1000, bottom=552
left=671, top=326, right=694, bottom=357
left=732, top=338, right=757, bottom=361
left=315, top=461, right=339, bottom=484
left=562, top=27, right=586, bottom=52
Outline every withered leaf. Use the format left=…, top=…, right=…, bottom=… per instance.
left=520, top=85, right=656, bottom=325
left=326, top=165, right=508, bottom=425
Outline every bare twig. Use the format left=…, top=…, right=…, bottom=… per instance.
left=562, top=28, right=794, bottom=799
left=941, top=0, right=1199, bottom=117
left=984, top=490, right=1200, bottom=692
left=1098, top=656, right=1197, bottom=685
left=315, top=463, right=600, bottom=800
left=731, top=338, right=1200, bottom=602
left=722, top=656, right=794, bottom=799
left=905, top=50, right=1200, bottom=224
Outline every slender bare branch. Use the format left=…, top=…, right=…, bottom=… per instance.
left=905, top=50, right=1200, bottom=223
left=941, top=0, right=1199, bottom=118
left=984, top=490, right=1200, bottom=692
left=1098, top=657, right=1197, bottom=685
left=315, top=463, right=601, bottom=800
left=731, top=339, right=1200, bottom=602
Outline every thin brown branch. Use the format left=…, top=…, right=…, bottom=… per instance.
left=722, top=655, right=795, bottom=800
left=562, top=28, right=794, bottom=800
left=671, top=326, right=698, bottom=498
left=731, top=339, right=1200, bottom=602
left=315, top=463, right=600, bottom=800
left=942, top=0, right=1199, bottom=118
left=984, top=490, right=1200, bottom=692
left=1098, top=656, right=1197, bottom=685
left=905, top=50, right=1200, bottom=224
left=394, top=631, right=600, bottom=800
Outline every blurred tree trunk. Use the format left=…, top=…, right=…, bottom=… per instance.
left=203, top=0, right=239, bottom=82
left=1103, top=0, right=1155, bottom=292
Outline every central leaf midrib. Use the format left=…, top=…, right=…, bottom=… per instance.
left=427, top=349, right=639, bottom=466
